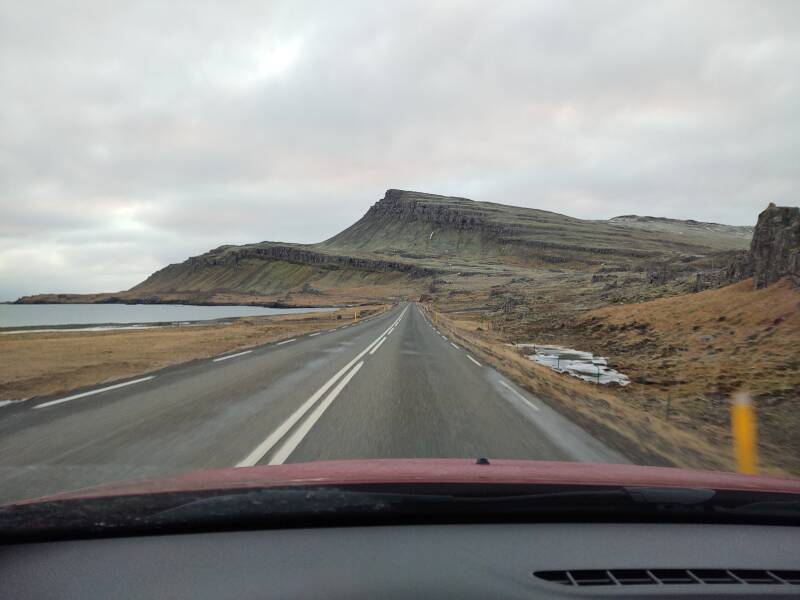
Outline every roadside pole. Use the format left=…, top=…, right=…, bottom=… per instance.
left=731, top=392, right=758, bottom=474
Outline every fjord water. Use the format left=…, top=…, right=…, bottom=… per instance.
left=0, top=304, right=330, bottom=329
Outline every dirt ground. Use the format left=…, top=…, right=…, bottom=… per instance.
left=0, top=305, right=384, bottom=402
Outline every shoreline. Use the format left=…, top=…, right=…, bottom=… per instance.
left=0, top=305, right=340, bottom=332
left=0, top=305, right=384, bottom=403
left=8, top=299, right=344, bottom=309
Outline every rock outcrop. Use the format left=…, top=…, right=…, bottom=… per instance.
left=727, top=203, right=800, bottom=288
left=751, top=204, right=800, bottom=288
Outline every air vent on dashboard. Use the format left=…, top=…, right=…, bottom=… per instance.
left=534, top=569, right=800, bottom=587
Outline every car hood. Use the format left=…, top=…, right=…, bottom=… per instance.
left=8, top=459, right=800, bottom=506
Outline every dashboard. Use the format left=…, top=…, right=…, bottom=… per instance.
left=2, top=522, right=799, bottom=598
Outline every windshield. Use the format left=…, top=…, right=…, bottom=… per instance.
left=0, top=1, right=798, bottom=515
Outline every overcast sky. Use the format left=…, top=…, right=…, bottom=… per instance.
left=1, top=1, right=798, bottom=300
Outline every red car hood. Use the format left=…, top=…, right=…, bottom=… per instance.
left=10, top=459, right=800, bottom=506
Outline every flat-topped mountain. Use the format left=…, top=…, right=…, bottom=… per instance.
left=16, top=189, right=754, bottom=305
left=322, top=190, right=751, bottom=259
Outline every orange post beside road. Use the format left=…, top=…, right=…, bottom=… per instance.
left=731, top=392, right=758, bottom=474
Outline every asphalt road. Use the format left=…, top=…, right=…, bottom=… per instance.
left=0, top=303, right=627, bottom=504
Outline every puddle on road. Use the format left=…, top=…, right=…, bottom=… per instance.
left=515, top=343, right=630, bottom=386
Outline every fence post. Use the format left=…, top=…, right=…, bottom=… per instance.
left=731, top=392, right=758, bottom=474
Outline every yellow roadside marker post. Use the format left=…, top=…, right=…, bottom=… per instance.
left=731, top=391, right=758, bottom=474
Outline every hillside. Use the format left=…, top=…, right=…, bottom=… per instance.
left=608, top=214, right=753, bottom=243
left=323, top=189, right=751, bottom=261
left=573, top=278, right=800, bottom=472
left=16, top=189, right=753, bottom=305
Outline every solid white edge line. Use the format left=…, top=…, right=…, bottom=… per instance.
left=268, top=361, right=365, bottom=465
left=276, top=338, right=297, bottom=346
left=467, top=355, right=482, bottom=367
left=369, top=337, right=387, bottom=355
left=499, top=380, right=540, bottom=411
left=33, top=376, right=157, bottom=410
left=236, top=315, right=399, bottom=467
left=212, top=350, right=253, bottom=363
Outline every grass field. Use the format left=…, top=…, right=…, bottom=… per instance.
left=0, top=306, right=382, bottom=403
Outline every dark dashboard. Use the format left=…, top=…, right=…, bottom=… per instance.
left=2, top=522, right=799, bottom=599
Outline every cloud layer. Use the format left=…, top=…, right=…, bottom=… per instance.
left=2, top=0, right=799, bottom=299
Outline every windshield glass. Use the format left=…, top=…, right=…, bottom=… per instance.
left=1, top=1, right=798, bottom=511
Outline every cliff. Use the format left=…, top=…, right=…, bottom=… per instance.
left=727, top=204, right=800, bottom=288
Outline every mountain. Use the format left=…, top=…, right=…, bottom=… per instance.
left=324, top=190, right=752, bottom=259
left=608, top=215, right=754, bottom=247
left=15, top=189, right=754, bottom=305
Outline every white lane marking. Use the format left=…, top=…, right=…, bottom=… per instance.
left=269, top=361, right=365, bottom=465
left=450, top=342, right=460, bottom=350
left=329, top=328, right=338, bottom=332
left=467, top=355, right=482, bottom=367
left=441, top=335, right=447, bottom=340
left=33, top=376, right=156, bottom=410
left=276, top=338, right=297, bottom=346
left=309, top=332, right=322, bottom=337
left=212, top=350, right=253, bottom=363
left=369, top=337, right=387, bottom=355
left=499, top=380, right=540, bottom=411
left=236, top=314, right=400, bottom=467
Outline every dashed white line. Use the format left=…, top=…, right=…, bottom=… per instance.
left=499, top=380, right=540, bottom=411
left=467, top=355, right=482, bottom=367
left=369, top=337, right=387, bottom=355
left=33, top=376, right=156, bottom=410
left=269, top=361, right=365, bottom=465
left=212, top=350, right=253, bottom=363
left=450, top=342, right=460, bottom=350
left=276, top=338, right=297, bottom=346
left=309, top=332, right=322, bottom=337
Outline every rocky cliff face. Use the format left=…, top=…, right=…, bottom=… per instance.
left=177, top=244, right=441, bottom=277
left=132, top=243, right=441, bottom=293
left=751, top=204, right=800, bottom=288
left=727, top=204, right=800, bottom=288
left=362, top=189, right=515, bottom=234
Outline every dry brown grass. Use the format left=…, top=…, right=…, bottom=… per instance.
left=423, top=294, right=797, bottom=476
left=574, top=278, right=800, bottom=473
left=0, top=306, right=383, bottom=402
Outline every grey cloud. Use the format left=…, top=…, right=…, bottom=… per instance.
left=1, top=0, right=799, bottom=299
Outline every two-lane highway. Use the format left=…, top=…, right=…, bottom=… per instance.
left=0, top=303, right=626, bottom=504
